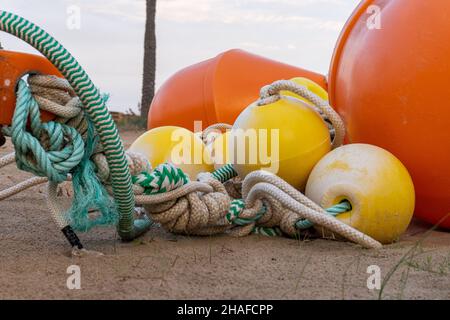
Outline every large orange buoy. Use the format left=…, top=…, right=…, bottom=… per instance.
left=0, top=50, right=62, bottom=125
left=148, top=49, right=326, bottom=131
left=328, top=0, right=450, bottom=228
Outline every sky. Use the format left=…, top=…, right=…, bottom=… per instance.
left=1, top=0, right=360, bottom=112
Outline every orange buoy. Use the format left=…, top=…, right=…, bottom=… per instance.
left=328, top=0, right=450, bottom=228
left=0, top=50, right=62, bottom=125
left=148, top=49, right=327, bottom=131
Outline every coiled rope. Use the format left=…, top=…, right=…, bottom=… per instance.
left=0, top=10, right=150, bottom=240
left=3, top=80, right=85, bottom=182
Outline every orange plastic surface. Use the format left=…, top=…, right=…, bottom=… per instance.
left=148, top=49, right=327, bottom=131
left=0, top=50, right=62, bottom=125
left=329, top=0, right=450, bottom=228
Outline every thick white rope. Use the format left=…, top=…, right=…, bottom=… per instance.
left=0, top=152, right=15, bottom=168
left=0, top=176, right=48, bottom=201
left=28, top=75, right=82, bottom=119
left=242, top=171, right=382, bottom=249
left=46, top=181, right=70, bottom=229
left=0, top=152, right=48, bottom=200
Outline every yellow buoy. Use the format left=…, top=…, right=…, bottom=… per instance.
left=129, top=126, right=214, bottom=179
left=281, top=77, right=328, bottom=106
left=305, top=144, right=415, bottom=244
left=231, top=96, right=331, bottom=190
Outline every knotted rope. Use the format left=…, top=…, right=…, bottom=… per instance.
left=0, top=73, right=154, bottom=240
left=0, top=11, right=149, bottom=241
left=3, top=80, right=85, bottom=182
left=130, top=163, right=381, bottom=249
left=0, top=76, right=122, bottom=232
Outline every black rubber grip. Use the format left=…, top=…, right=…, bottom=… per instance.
left=61, top=225, right=83, bottom=249
left=0, top=130, right=5, bottom=147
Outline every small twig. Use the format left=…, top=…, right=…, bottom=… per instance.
left=294, top=254, right=312, bottom=295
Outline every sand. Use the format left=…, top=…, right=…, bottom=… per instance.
left=0, top=130, right=449, bottom=300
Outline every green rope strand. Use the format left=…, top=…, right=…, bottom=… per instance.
left=249, top=202, right=351, bottom=238
left=226, top=199, right=266, bottom=226
left=212, top=164, right=239, bottom=183
left=67, top=116, right=119, bottom=232
left=133, top=163, right=189, bottom=195
left=253, top=227, right=283, bottom=237
left=3, top=80, right=84, bottom=182
left=0, top=11, right=150, bottom=240
left=296, top=201, right=352, bottom=230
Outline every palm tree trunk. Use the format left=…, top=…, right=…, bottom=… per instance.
left=141, top=0, right=157, bottom=123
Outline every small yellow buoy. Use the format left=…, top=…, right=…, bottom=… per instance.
left=281, top=77, right=329, bottom=106
left=305, top=144, right=415, bottom=244
left=231, top=96, right=331, bottom=190
left=129, top=126, right=214, bottom=179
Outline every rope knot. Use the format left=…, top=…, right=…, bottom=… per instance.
left=3, top=80, right=85, bottom=183
left=133, top=163, right=189, bottom=195
left=226, top=199, right=246, bottom=224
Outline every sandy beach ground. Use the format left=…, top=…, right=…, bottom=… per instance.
left=0, top=130, right=449, bottom=300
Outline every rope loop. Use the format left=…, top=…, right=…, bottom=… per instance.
left=258, top=79, right=346, bottom=148
left=201, top=123, right=233, bottom=146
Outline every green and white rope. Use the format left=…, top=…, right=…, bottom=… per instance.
left=226, top=195, right=352, bottom=234
left=253, top=226, right=283, bottom=237
left=212, top=164, right=239, bottom=183
left=242, top=171, right=382, bottom=249
left=296, top=201, right=352, bottom=230
left=0, top=11, right=149, bottom=240
left=133, top=163, right=189, bottom=195
left=216, top=165, right=351, bottom=234
left=226, top=199, right=265, bottom=226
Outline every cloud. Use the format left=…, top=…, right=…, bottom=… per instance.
left=77, top=0, right=146, bottom=23
left=71, top=0, right=348, bottom=32
left=156, top=0, right=346, bottom=31
left=1, top=0, right=360, bottom=112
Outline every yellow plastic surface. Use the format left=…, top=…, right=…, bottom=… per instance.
left=305, top=144, right=415, bottom=244
left=232, top=97, right=331, bottom=190
left=129, top=126, right=214, bottom=179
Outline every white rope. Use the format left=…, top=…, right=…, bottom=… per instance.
left=0, top=152, right=15, bottom=168
left=0, top=176, right=48, bottom=201
left=0, top=152, right=48, bottom=200
left=46, top=181, right=70, bottom=229
left=28, top=75, right=82, bottom=119
left=242, top=171, right=382, bottom=249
